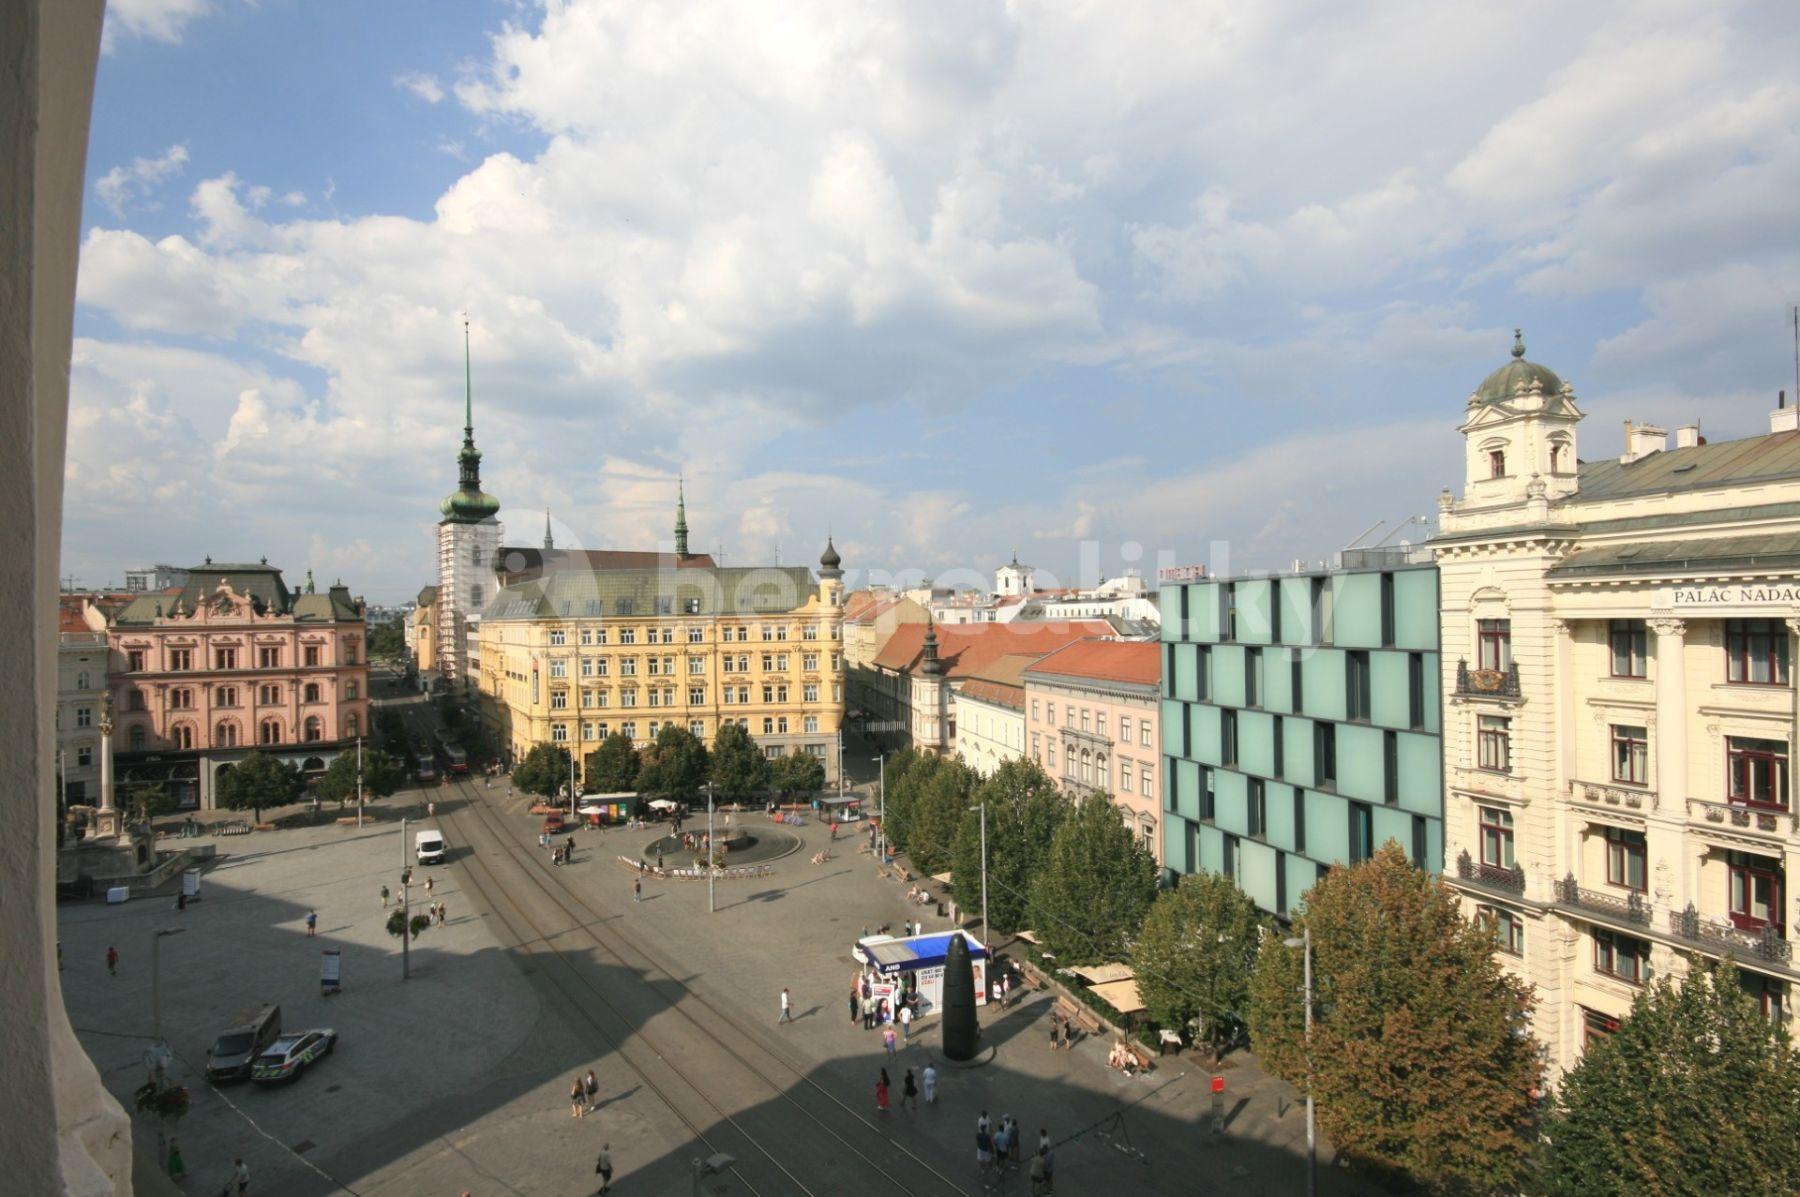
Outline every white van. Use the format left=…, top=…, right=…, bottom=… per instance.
left=414, top=829, right=446, bottom=865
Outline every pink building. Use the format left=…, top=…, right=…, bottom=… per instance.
left=105, top=562, right=370, bottom=810
left=1023, top=639, right=1163, bottom=863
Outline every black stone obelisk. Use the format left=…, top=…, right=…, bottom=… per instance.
left=941, top=934, right=978, bottom=1061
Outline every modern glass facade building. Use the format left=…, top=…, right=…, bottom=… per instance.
left=1158, top=562, right=1443, bottom=916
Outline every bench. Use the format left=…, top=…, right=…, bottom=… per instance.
left=893, top=864, right=914, bottom=883
left=1053, top=996, right=1105, bottom=1041
left=1122, top=1039, right=1155, bottom=1073
left=1019, top=961, right=1048, bottom=991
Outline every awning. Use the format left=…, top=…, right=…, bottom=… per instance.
left=1070, top=962, right=1136, bottom=985
left=647, top=798, right=680, bottom=811
left=930, top=872, right=952, bottom=885
left=1087, top=978, right=1144, bottom=1015
left=1015, top=930, right=1041, bottom=945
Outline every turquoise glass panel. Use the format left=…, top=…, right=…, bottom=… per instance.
left=1198, top=825, right=1224, bottom=874
left=1163, top=816, right=1192, bottom=873
left=1211, top=645, right=1245, bottom=708
left=1263, top=781, right=1296, bottom=852
left=1190, top=706, right=1222, bottom=765
left=1283, top=717, right=1316, bottom=787
left=1239, top=840, right=1278, bottom=911
left=1396, top=732, right=1441, bottom=816
left=1331, top=572, right=1382, bottom=648
left=1392, top=568, right=1438, bottom=652
left=1305, top=791, right=1349, bottom=865
left=1212, top=770, right=1248, bottom=836
left=1237, top=710, right=1275, bottom=778
left=1370, top=650, right=1411, bottom=729
left=1300, top=648, right=1346, bottom=721
left=1278, top=577, right=1313, bottom=646
left=1188, top=583, right=1220, bottom=642
left=1418, top=659, right=1440, bottom=733
left=1162, top=699, right=1187, bottom=757
left=1285, top=853, right=1322, bottom=907
left=1173, top=643, right=1199, bottom=702
left=1372, top=806, right=1413, bottom=858
left=1335, top=723, right=1385, bottom=803
left=1160, top=586, right=1184, bottom=638
left=1236, top=579, right=1274, bottom=644
left=1263, top=648, right=1294, bottom=713
left=1175, top=758, right=1201, bottom=821
left=1425, top=818, right=1443, bottom=875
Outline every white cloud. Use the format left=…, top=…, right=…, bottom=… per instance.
left=103, top=0, right=213, bottom=51
left=94, top=143, right=189, bottom=216
left=395, top=72, right=445, bottom=104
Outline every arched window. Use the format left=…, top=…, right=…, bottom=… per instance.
left=303, top=716, right=324, bottom=742
left=260, top=720, right=282, bottom=745
left=216, top=721, right=238, bottom=747
left=128, top=725, right=146, bottom=750
left=303, top=682, right=321, bottom=703
left=172, top=723, right=194, bottom=750
left=345, top=713, right=360, bottom=738
left=1097, top=753, right=1108, bottom=789
left=470, top=543, right=483, bottom=565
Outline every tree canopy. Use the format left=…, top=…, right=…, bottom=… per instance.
left=708, top=721, right=769, bottom=802
left=948, top=758, right=1068, bottom=935
left=513, top=743, right=573, bottom=799
left=584, top=732, right=640, bottom=794
left=636, top=725, right=709, bottom=798
left=1131, top=871, right=1266, bottom=1060
left=1028, top=792, right=1157, bottom=965
left=213, top=751, right=304, bottom=822
left=1249, top=843, right=1541, bottom=1194
left=314, top=746, right=404, bottom=807
left=1532, top=962, right=1800, bottom=1197
left=770, top=750, right=827, bottom=801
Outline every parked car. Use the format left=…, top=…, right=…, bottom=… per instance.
left=250, top=1028, right=337, bottom=1084
left=205, top=1004, right=282, bottom=1082
left=541, top=812, right=566, bottom=835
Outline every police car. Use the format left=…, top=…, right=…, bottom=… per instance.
left=250, top=1029, right=338, bottom=1084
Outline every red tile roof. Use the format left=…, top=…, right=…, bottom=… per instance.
left=1023, top=638, right=1161, bottom=688
left=872, top=620, right=1114, bottom=677
left=956, top=653, right=1045, bottom=710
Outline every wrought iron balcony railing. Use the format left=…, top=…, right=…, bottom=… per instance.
left=1454, top=659, right=1522, bottom=700
left=1668, top=904, right=1793, bottom=965
left=1553, top=874, right=1652, bottom=926
left=1456, top=849, right=1525, bottom=894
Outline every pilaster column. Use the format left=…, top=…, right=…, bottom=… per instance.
left=1649, top=618, right=1687, bottom=813
left=1786, top=618, right=1800, bottom=814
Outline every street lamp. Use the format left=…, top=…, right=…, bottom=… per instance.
left=967, top=802, right=988, bottom=953
left=150, top=926, right=187, bottom=1063
left=1282, top=928, right=1316, bottom=1197
left=706, top=781, right=717, bottom=915
left=871, top=752, right=887, bottom=861
left=355, top=733, right=364, bottom=829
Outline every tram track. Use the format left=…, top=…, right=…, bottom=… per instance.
left=433, top=771, right=969, bottom=1197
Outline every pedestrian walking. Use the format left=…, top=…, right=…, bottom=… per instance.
left=1000, top=973, right=1011, bottom=1007
left=633, top=877, right=641, bottom=903
left=1006, top=1115, right=1023, bottom=1170
left=978, top=1110, right=991, bottom=1136
left=571, top=1077, right=586, bottom=1118
left=1038, top=1127, right=1050, bottom=1157
left=594, top=1143, right=614, bottom=1194
left=425, top=875, right=434, bottom=897
left=899, top=1002, right=912, bottom=1042
left=105, top=946, right=118, bottom=976
left=901, top=1068, right=918, bottom=1111
left=976, top=1121, right=994, bottom=1178
left=862, top=993, right=875, bottom=1030
left=993, top=1121, right=1012, bottom=1172
left=305, top=911, right=317, bottom=937
left=584, top=1069, right=599, bottom=1112
left=875, top=1068, right=890, bottom=1115
left=435, top=902, right=446, bottom=927
left=381, top=885, right=390, bottom=909
left=923, top=1062, right=937, bottom=1104
left=779, top=987, right=793, bottom=1025
left=232, top=1157, right=250, bottom=1195
left=165, top=1139, right=186, bottom=1181
left=427, top=800, right=435, bottom=818
left=883, top=1024, right=897, bottom=1057
left=849, top=987, right=860, bottom=1025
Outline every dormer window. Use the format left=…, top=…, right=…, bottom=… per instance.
left=1549, top=442, right=1566, bottom=473
left=1488, top=449, right=1506, bottom=478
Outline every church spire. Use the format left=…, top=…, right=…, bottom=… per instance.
left=674, top=475, right=690, bottom=557
left=543, top=509, right=554, bottom=551
left=439, top=317, right=500, bottom=524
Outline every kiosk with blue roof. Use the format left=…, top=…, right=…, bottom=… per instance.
left=853, top=930, right=988, bottom=1017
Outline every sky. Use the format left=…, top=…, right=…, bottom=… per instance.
left=68, top=0, right=1800, bottom=603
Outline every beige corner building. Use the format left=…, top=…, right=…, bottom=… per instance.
left=1437, top=333, right=1799, bottom=1077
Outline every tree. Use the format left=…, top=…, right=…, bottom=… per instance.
left=128, top=782, right=181, bottom=825
left=368, top=621, right=405, bottom=658
left=1131, top=872, right=1265, bottom=1061
left=1028, top=792, right=1156, bottom=965
left=1533, top=962, right=1800, bottom=1197
left=1249, top=843, right=1540, bottom=1194
left=637, top=725, right=709, bottom=799
left=708, top=722, right=769, bottom=802
left=875, top=748, right=932, bottom=852
left=214, top=751, right=303, bottom=823
left=899, top=756, right=978, bottom=874
left=770, top=750, right=826, bottom=801
left=375, top=708, right=408, bottom=753
left=584, top=732, right=640, bottom=793
left=314, top=747, right=404, bottom=808
left=513, top=743, right=573, bottom=799
left=949, top=758, right=1069, bottom=935
left=435, top=697, right=463, bottom=731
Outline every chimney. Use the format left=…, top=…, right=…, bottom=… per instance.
left=1674, top=424, right=1701, bottom=449
left=1774, top=391, right=1800, bottom=434
left=1620, top=420, right=1668, bottom=464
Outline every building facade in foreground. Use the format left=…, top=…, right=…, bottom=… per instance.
left=1159, top=561, right=1443, bottom=916
left=103, top=563, right=370, bottom=809
left=1437, top=335, right=1800, bottom=1074
left=479, top=536, right=848, bottom=781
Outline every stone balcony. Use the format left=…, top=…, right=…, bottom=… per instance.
left=1569, top=778, right=1657, bottom=815
left=1553, top=873, right=1652, bottom=927
left=1686, top=797, right=1795, bottom=842
left=1667, top=904, right=1794, bottom=966
left=1454, top=849, right=1525, bottom=895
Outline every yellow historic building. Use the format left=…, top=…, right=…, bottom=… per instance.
left=477, top=521, right=848, bottom=783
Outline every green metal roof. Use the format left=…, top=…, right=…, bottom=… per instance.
left=483, top=563, right=818, bottom=621
left=1546, top=531, right=1800, bottom=580
left=1473, top=331, right=1566, bottom=405
left=111, top=563, right=362, bottom=624
left=1571, top=430, right=1800, bottom=503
